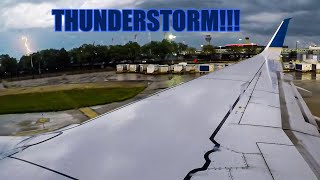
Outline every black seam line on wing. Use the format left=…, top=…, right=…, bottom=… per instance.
left=255, top=142, right=275, bottom=180
left=236, top=122, right=319, bottom=137
left=214, top=69, right=264, bottom=142
left=237, top=123, right=281, bottom=129
left=237, top=71, right=264, bottom=125
left=207, top=153, right=249, bottom=171
left=220, top=146, right=260, bottom=155
left=256, top=142, right=293, bottom=146
left=15, top=132, right=62, bottom=148
left=255, top=142, right=297, bottom=180
left=184, top=149, right=215, bottom=180
left=9, top=156, right=78, bottom=180
left=227, top=168, right=234, bottom=180
left=21, top=132, right=62, bottom=148
left=4, top=132, right=63, bottom=159
left=184, top=61, right=266, bottom=180
left=283, top=129, right=320, bottom=138
left=248, top=101, right=280, bottom=109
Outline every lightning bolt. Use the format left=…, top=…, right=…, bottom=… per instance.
left=21, top=36, right=33, bottom=68
left=21, top=36, right=32, bottom=55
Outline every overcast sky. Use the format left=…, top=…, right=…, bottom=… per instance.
left=0, top=0, right=319, bottom=59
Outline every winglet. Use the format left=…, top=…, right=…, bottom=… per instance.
left=265, top=18, right=291, bottom=49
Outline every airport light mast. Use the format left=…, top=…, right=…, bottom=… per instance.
left=296, top=41, right=299, bottom=51
left=205, top=35, right=212, bottom=45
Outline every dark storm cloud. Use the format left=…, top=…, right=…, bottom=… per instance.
left=137, top=0, right=320, bottom=37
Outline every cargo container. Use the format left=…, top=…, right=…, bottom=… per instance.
left=295, top=63, right=312, bottom=72
left=185, top=64, right=196, bottom=73
left=289, top=63, right=295, bottom=70
left=297, top=53, right=307, bottom=61
left=159, top=65, right=170, bottom=74
left=147, top=64, right=159, bottom=74
left=317, top=64, right=320, bottom=73
left=196, top=64, right=214, bottom=73
left=125, top=64, right=130, bottom=71
left=283, top=63, right=290, bottom=70
left=128, top=64, right=140, bottom=72
left=311, top=63, right=320, bottom=72
left=116, top=64, right=127, bottom=73
left=169, top=65, right=175, bottom=71
left=173, top=64, right=185, bottom=73
left=179, top=62, right=188, bottom=66
left=139, top=64, right=148, bottom=73
left=308, top=54, right=320, bottom=61
left=303, top=54, right=307, bottom=61
left=214, top=63, right=225, bottom=69
left=283, top=62, right=295, bottom=71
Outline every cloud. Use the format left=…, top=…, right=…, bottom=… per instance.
left=136, top=0, right=320, bottom=47
left=80, top=0, right=137, bottom=9
left=0, top=0, right=319, bottom=58
left=245, top=13, right=288, bottom=24
left=1, top=3, right=56, bottom=30
left=0, top=0, right=136, bottom=31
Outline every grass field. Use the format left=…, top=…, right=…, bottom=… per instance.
left=0, top=84, right=146, bottom=114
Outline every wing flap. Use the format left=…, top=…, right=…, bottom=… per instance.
left=257, top=143, right=318, bottom=180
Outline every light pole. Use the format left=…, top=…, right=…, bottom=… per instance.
left=30, top=54, right=35, bottom=79
left=219, top=46, right=222, bottom=60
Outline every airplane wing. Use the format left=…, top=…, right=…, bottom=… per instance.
left=0, top=18, right=320, bottom=180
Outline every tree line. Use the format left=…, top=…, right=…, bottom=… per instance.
left=0, top=39, right=264, bottom=79
left=1, top=40, right=199, bottom=78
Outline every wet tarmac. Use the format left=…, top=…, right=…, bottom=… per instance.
left=288, top=72, right=320, bottom=117
left=3, top=71, right=202, bottom=88
left=0, top=72, right=203, bottom=135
